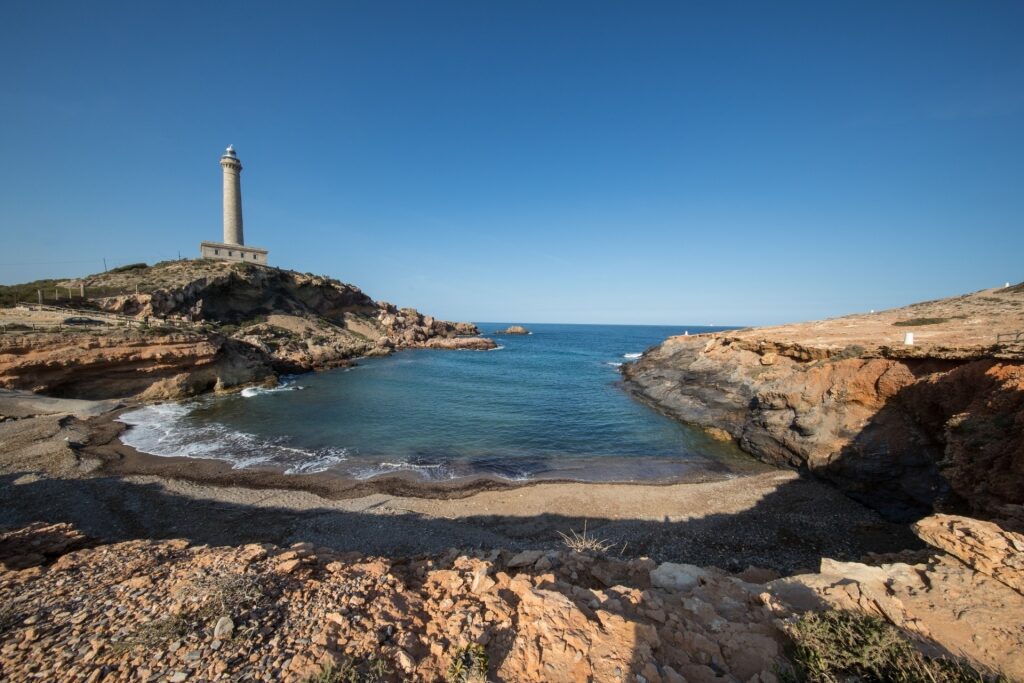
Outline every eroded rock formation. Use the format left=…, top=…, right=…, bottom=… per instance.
left=0, top=261, right=494, bottom=399
left=623, top=285, right=1024, bottom=525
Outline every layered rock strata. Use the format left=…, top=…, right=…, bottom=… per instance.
left=623, top=286, right=1024, bottom=525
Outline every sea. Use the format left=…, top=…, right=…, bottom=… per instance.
left=118, top=324, right=761, bottom=483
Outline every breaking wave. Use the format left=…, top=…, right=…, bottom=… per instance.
left=117, top=402, right=348, bottom=474
left=240, top=381, right=304, bottom=398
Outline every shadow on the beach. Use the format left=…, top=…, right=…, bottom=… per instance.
left=0, top=469, right=920, bottom=575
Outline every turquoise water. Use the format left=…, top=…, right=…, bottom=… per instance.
left=119, top=324, right=755, bottom=482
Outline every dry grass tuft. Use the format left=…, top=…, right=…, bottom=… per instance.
left=303, top=656, right=393, bottom=683
left=185, top=571, right=266, bottom=622
left=115, top=570, right=267, bottom=652
left=557, top=520, right=617, bottom=554
left=114, top=613, right=191, bottom=652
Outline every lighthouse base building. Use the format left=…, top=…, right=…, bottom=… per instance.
left=201, top=145, right=269, bottom=264
left=200, top=241, right=268, bottom=263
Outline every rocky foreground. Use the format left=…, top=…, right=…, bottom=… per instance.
left=0, top=260, right=494, bottom=400
left=622, top=283, right=1024, bottom=527
left=1, top=514, right=1021, bottom=682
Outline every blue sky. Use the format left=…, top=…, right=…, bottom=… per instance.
left=1, top=2, right=1021, bottom=325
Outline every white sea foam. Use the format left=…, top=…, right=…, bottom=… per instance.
left=606, top=362, right=623, bottom=367
left=623, top=352, right=643, bottom=359
left=283, top=448, right=351, bottom=475
left=488, top=345, right=506, bottom=351
left=118, top=402, right=348, bottom=474
left=350, top=461, right=452, bottom=481
left=240, top=383, right=303, bottom=398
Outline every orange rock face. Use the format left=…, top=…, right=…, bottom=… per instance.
left=623, top=288, right=1024, bottom=526
left=0, top=525, right=788, bottom=683
left=0, top=330, right=271, bottom=400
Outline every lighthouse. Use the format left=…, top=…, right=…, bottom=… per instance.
left=220, top=144, right=244, bottom=245
left=200, top=145, right=269, bottom=264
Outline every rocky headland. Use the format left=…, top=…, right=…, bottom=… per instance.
left=622, top=284, right=1024, bottom=528
left=0, top=260, right=495, bottom=400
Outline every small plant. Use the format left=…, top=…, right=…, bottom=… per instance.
left=186, top=571, right=266, bottom=622
left=446, top=643, right=489, bottom=683
left=829, top=344, right=865, bottom=362
left=116, top=572, right=265, bottom=652
left=363, top=657, right=394, bottom=682
left=557, top=520, right=616, bottom=554
left=303, top=659, right=355, bottom=683
left=303, top=656, right=393, bottom=683
left=779, top=609, right=1007, bottom=683
left=114, top=613, right=191, bottom=652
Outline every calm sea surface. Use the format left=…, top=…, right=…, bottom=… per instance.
left=119, top=324, right=762, bottom=482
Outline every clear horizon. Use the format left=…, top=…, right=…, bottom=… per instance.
left=1, top=2, right=1022, bottom=326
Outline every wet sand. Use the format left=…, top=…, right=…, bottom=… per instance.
left=0, top=391, right=922, bottom=573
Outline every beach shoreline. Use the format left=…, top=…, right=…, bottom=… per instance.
left=0, top=390, right=919, bottom=573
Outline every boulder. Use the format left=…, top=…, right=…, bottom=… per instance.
left=649, top=562, right=710, bottom=592
left=913, top=514, right=1024, bottom=595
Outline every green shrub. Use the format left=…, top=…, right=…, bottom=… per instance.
left=892, top=315, right=967, bottom=327
left=108, top=262, right=149, bottom=273
left=893, top=317, right=950, bottom=326
left=446, top=643, right=489, bottom=683
left=829, top=345, right=865, bottom=361
left=0, top=278, right=64, bottom=307
left=780, top=610, right=1006, bottom=683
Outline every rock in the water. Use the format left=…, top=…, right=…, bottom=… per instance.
left=494, top=325, right=530, bottom=335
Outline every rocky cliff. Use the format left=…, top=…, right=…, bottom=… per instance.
left=622, top=285, right=1024, bottom=526
left=0, top=260, right=493, bottom=399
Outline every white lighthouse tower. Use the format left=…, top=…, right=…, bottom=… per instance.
left=200, top=145, right=269, bottom=263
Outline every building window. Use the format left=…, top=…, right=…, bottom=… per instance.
left=228, top=251, right=233, bottom=256
left=214, top=249, right=219, bottom=255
